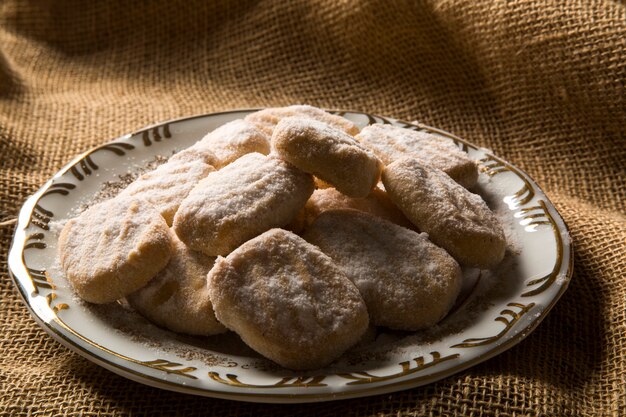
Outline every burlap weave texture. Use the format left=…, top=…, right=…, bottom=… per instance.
left=1, top=1, right=624, bottom=416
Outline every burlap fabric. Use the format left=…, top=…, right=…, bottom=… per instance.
left=1, top=1, right=624, bottom=415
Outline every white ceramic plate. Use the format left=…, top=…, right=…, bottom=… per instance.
left=8, top=109, right=573, bottom=403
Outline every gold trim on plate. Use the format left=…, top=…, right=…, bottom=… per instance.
left=337, top=352, right=460, bottom=385
left=450, top=302, right=536, bottom=348
left=521, top=200, right=564, bottom=297
left=208, top=373, right=327, bottom=388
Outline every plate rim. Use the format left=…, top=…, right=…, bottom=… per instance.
left=7, top=109, right=574, bottom=403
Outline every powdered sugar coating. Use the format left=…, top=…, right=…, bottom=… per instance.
left=382, top=158, right=506, bottom=268
left=187, top=119, right=270, bottom=168
left=119, top=148, right=216, bottom=226
left=58, top=196, right=172, bottom=304
left=357, top=124, right=478, bottom=188
left=169, top=145, right=219, bottom=166
left=304, top=210, right=461, bottom=330
left=207, top=228, right=369, bottom=370
left=245, top=105, right=360, bottom=137
left=173, top=153, right=314, bottom=256
left=272, top=118, right=383, bottom=198
left=127, top=233, right=226, bottom=336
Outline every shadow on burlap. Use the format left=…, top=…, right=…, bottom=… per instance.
left=0, top=1, right=624, bottom=416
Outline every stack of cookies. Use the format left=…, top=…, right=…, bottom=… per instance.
left=58, top=105, right=506, bottom=370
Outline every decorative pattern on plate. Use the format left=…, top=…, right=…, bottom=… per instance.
left=23, top=266, right=51, bottom=291
left=139, top=123, right=172, bottom=146
left=337, top=352, right=460, bottom=385
left=208, top=373, right=327, bottom=388
left=8, top=109, right=573, bottom=403
left=450, top=303, right=535, bottom=348
left=519, top=200, right=566, bottom=297
left=477, top=155, right=535, bottom=208
left=45, top=292, right=69, bottom=314
left=141, top=360, right=197, bottom=379
left=69, top=142, right=135, bottom=181
left=24, top=232, right=46, bottom=250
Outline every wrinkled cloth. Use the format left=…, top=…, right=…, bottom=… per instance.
left=0, top=1, right=624, bottom=416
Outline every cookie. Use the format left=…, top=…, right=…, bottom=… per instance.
left=291, top=187, right=414, bottom=231
left=245, top=105, right=360, bottom=137
left=127, top=233, right=226, bottom=336
left=313, top=177, right=333, bottom=189
left=58, top=196, right=173, bottom=304
left=173, top=153, right=314, bottom=256
left=187, top=119, right=270, bottom=168
left=169, top=144, right=220, bottom=166
left=357, top=124, right=478, bottom=188
left=271, top=118, right=382, bottom=197
left=382, top=157, right=506, bottom=268
left=207, top=229, right=369, bottom=370
left=304, top=210, right=461, bottom=330
left=119, top=147, right=216, bottom=226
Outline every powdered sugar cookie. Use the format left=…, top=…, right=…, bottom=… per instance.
left=169, top=144, right=220, bottom=166
left=313, top=177, right=333, bottom=189
left=382, top=158, right=506, bottom=268
left=271, top=118, right=382, bottom=198
left=292, top=187, right=413, bottom=231
left=58, top=196, right=173, bottom=304
left=304, top=210, right=461, bottom=330
left=245, top=105, right=360, bottom=137
left=173, top=153, right=314, bottom=256
left=357, top=124, right=478, bottom=189
left=127, top=233, right=226, bottom=336
left=187, top=119, right=270, bottom=168
left=207, top=228, right=368, bottom=370
left=119, top=147, right=216, bottom=225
